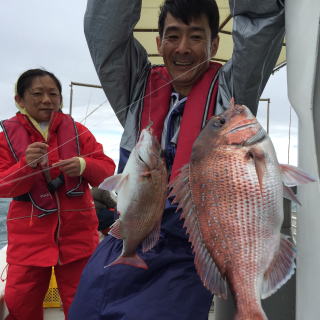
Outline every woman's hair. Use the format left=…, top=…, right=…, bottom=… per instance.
left=16, top=68, right=62, bottom=98
left=158, top=0, right=220, bottom=40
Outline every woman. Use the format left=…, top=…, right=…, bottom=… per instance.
left=0, top=68, right=116, bottom=319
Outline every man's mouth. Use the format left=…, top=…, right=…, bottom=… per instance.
left=174, top=61, right=192, bottom=66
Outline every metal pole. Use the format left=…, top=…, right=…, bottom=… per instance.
left=69, top=83, right=73, bottom=115
left=68, top=81, right=102, bottom=116
left=259, top=98, right=271, bottom=134
left=285, top=1, right=320, bottom=319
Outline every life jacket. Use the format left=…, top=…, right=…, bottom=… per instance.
left=0, top=112, right=84, bottom=216
left=140, top=62, right=222, bottom=180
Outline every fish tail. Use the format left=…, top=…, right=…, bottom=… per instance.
left=105, top=254, right=148, bottom=270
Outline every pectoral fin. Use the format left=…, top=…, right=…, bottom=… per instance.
left=247, top=148, right=266, bottom=192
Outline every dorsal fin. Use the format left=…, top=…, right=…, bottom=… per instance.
left=169, top=164, right=228, bottom=298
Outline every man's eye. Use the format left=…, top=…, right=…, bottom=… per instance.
left=167, top=35, right=179, bottom=41
left=191, top=35, right=202, bottom=40
left=32, top=92, right=42, bottom=96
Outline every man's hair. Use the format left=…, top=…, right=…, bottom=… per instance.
left=158, top=0, right=220, bottom=40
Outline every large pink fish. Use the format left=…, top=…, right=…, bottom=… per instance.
left=99, top=127, right=168, bottom=270
left=169, top=102, right=315, bottom=320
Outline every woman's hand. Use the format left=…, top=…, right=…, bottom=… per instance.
left=25, top=142, right=49, bottom=168
left=54, top=157, right=81, bottom=177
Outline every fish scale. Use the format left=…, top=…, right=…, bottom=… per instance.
left=100, top=127, right=168, bottom=270
left=169, top=103, right=315, bottom=319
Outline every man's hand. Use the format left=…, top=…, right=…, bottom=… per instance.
left=53, top=157, right=81, bottom=177
left=25, top=142, right=49, bottom=168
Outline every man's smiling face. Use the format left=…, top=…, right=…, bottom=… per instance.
left=157, top=13, right=219, bottom=96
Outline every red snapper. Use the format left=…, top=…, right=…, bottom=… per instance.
left=169, top=102, right=315, bottom=320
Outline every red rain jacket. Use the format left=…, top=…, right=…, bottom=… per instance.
left=0, top=112, right=115, bottom=266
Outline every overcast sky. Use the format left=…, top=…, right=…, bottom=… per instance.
left=0, top=0, right=298, bottom=167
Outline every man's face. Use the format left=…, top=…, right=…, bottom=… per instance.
left=157, top=13, right=219, bottom=96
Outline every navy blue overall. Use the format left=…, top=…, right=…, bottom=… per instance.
left=69, top=115, right=213, bottom=320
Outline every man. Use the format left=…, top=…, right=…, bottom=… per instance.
left=69, top=0, right=285, bottom=319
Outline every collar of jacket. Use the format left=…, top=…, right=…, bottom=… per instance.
left=140, top=62, right=222, bottom=181
left=0, top=112, right=84, bottom=216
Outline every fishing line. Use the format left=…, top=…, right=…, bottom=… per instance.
left=80, top=58, right=211, bottom=123
left=0, top=58, right=212, bottom=186
left=0, top=149, right=101, bottom=189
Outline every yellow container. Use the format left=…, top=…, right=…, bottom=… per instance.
left=43, top=267, right=62, bottom=308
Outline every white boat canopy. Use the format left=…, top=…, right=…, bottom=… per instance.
left=136, top=0, right=286, bottom=70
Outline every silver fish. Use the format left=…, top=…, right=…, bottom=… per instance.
left=99, top=127, right=168, bottom=269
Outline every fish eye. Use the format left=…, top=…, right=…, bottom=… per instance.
left=212, top=117, right=225, bottom=128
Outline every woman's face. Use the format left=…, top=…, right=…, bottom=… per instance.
left=15, top=75, right=62, bottom=122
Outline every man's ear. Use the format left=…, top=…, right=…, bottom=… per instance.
left=210, top=36, right=220, bottom=57
left=156, top=36, right=163, bottom=56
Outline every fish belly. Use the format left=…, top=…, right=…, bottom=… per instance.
left=190, top=149, right=283, bottom=310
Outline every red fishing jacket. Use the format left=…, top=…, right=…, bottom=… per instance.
left=0, top=111, right=115, bottom=266
left=140, top=62, right=221, bottom=180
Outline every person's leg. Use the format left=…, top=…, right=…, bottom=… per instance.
left=54, top=257, right=89, bottom=318
left=69, top=235, right=213, bottom=320
left=4, top=264, right=51, bottom=320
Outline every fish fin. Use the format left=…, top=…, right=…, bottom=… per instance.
left=142, top=221, right=161, bottom=253
left=108, top=219, right=122, bottom=239
left=279, top=164, right=316, bottom=187
left=168, top=164, right=190, bottom=202
left=247, top=148, right=266, bottom=192
left=261, top=234, right=296, bottom=299
left=283, top=185, right=302, bottom=206
left=105, top=253, right=148, bottom=270
left=99, top=174, right=128, bottom=193
left=170, top=164, right=228, bottom=298
left=195, top=246, right=228, bottom=299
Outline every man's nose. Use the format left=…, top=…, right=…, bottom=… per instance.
left=175, top=36, right=190, bottom=54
